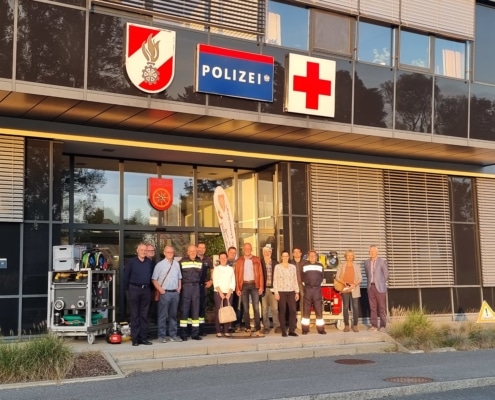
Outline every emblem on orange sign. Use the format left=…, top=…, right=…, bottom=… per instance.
left=148, top=178, right=173, bottom=211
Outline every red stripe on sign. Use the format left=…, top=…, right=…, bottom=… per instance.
left=139, top=57, right=173, bottom=92
left=198, top=44, right=274, bottom=64
left=128, top=25, right=161, bottom=57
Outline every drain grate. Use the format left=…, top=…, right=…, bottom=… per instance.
left=384, top=377, right=434, bottom=384
left=334, top=359, right=376, bottom=365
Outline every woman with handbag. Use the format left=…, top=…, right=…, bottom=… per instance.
left=213, top=251, right=236, bottom=337
left=335, top=249, right=362, bottom=332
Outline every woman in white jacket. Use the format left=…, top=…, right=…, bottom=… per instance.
left=336, top=249, right=362, bottom=332
left=213, top=251, right=236, bottom=337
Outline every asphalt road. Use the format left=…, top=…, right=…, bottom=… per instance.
left=1, top=350, right=495, bottom=400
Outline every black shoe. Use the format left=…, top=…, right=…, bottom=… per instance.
left=132, top=342, right=139, bottom=346
left=139, top=340, right=153, bottom=345
left=318, top=330, right=327, bottom=335
left=282, top=332, right=288, bottom=337
left=191, top=336, right=202, bottom=340
left=302, top=331, right=309, bottom=335
left=180, top=336, right=188, bottom=342
left=288, top=332, right=299, bottom=337
left=200, top=332, right=208, bottom=337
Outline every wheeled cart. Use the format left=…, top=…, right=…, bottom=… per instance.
left=47, top=268, right=116, bottom=344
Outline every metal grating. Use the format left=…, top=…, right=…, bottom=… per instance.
left=476, top=178, right=495, bottom=286
left=310, top=164, right=386, bottom=272
left=0, top=135, right=24, bottom=222
left=94, top=0, right=265, bottom=35
left=383, top=170, right=453, bottom=287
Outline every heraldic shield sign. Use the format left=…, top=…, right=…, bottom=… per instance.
left=148, top=178, right=173, bottom=211
left=125, top=23, right=176, bottom=94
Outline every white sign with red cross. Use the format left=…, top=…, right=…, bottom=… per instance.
left=284, top=53, right=336, bottom=118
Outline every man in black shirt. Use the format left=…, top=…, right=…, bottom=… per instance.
left=124, top=242, right=154, bottom=346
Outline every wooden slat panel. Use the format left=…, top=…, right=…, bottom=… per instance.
left=0, top=135, right=24, bottom=222
left=476, top=178, right=495, bottom=286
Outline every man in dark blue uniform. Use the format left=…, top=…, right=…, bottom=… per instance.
left=300, top=250, right=326, bottom=335
left=124, top=242, right=154, bottom=346
left=179, top=244, right=203, bottom=341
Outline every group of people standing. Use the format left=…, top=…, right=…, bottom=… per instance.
left=124, top=242, right=388, bottom=346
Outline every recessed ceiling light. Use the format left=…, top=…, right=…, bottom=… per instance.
left=225, top=159, right=234, bottom=163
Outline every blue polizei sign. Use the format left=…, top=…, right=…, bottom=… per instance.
left=195, top=44, right=274, bottom=102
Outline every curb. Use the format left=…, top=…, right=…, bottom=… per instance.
left=275, top=376, right=495, bottom=400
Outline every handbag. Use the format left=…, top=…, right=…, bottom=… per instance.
left=333, top=277, right=346, bottom=292
left=218, top=298, right=237, bottom=324
left=153, top=264, right=172, bottom=302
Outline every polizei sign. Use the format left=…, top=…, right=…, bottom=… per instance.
left=195, top=44, right=274, bottom=102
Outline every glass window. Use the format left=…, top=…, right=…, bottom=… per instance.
left=354, top=63, right=394, bottom=129
left=88, top=13, right=147, bottom=97
left=421, top=288, right=451, bottom=314
left=266, top=0, right=309, bottom=50
left=290, top=163, right=308, bottom=215
left=434, top=77, right=468, bottom=137
left=124, top=161, right=158, bottom=226
left=196, top=166, right=234, bottom=228
left=0, top=223, right=20, bottom=296
left=435, top=38, right=465, bottom=79
left=23, top=223, right=49, bottom=295
left=292, top=216, right=309, bottom=254
left=453, top=224, right=480, bottom=286
left=22, top=297, right=48, bottom=335
left=260, top=45, right=287, bottom=115
left=157, top=164, right=195, bottom=227
left=388, top=288, right=420, bottom=312
left=25, top=139, right=50, bottom=221
left=311, top=10, right=354, bottom=57
left=16, top=0, right=85, bottom=88
left=449, top=177, right=474, bottom=223
left=470, top=83, right=495, bottom=141
left=395, top=71, right=433, bottom=133
left=278, top=163, right=289, bottom=215
left=258, top=166, right=275, bottom=230
left=0, top=0, right=14, bottom=79
left=238, top=171, right=256, bottom=229
left=358, top=22, right=393, bottom=66
left=74, top=157, right=120, bottom=224
left=0, top=298, right=18, bottom=335
left=474, top=5, right=495, bottom=84
left=453, top=287, right=481, bottom=313
left=400, top=30, right=430, bottom=69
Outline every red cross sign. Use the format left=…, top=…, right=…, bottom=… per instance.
left=285, top=54, right=336, bottom=118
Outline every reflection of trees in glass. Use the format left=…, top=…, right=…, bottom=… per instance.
left=434, top=93, right=468, bottom=136
left=16, top=0, right=84, bottom=87
left=470, top=96, right=495, bottom=140
left=177, top=85, right=203, bottom=103
left=335, top=69, right=352, bottom=123
left=67, top=169, right=107, bottom=224
left=25, top=143, right=50, bottom=220
left=0, top=0, right=14, bottom=78
left=449, top=177, right=474, bottom=222
left=354, top=73, right=387, bottom=128
left=383, top=73, right=432, bottom=132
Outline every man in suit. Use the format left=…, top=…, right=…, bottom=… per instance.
left=364, top=245, right=388, bottom=332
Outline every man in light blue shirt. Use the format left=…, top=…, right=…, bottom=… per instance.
left=152, top=245, right=182, bottom=342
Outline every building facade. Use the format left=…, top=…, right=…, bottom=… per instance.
left=1, top=0, right=495, bottom=335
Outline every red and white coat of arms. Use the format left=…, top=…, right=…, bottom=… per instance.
left=125, top=23, right=176, bottom=94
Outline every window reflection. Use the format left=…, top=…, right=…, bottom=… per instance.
left=400, top=30, right=430, bottom=69
left=238, top=171, right=255, bottom=228
left=0, top=0, right=13, bottom=79
left=354, top=63, right=393, bottom=128
left=290, top=163, right=308, bottom=215
left=23, top=223, right=49, bottom=295
left=474, top=5, right=495, bottom=85
left=258, top=166, right=275, bottom=230
left=74, top=157, right=120, bottom=224
left=435, top=38, right=465, bottom=79
left=394, top=71, right=433, bottom=133
left=196, top=166, right=234, bottom=228
left=434, top=77, right=468, bottom=137
left=312, top=10, right=353, bottom=57
left=260, top=46, right=286, bottom=115
left=159, top=163, right=194, bottom=227
left=470, top=83, right=495, bottom=141
left=266, top=0, right=308, bottom=50
left=16, top=0, right=85, bottom=87
left=123, top=161, right=157, bottom=226
left=449, top=177, right=474, bottom=223
left=25, top=140, right=50, bottom=221
left=358, top=22, right=393, bottom=66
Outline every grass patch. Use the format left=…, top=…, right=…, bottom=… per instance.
left=389, top=308, right=495, bottom=352
left=0, top=334, right=74, bottom=383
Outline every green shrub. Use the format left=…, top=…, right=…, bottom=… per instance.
left=0, top=334, right=74, bottom=383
